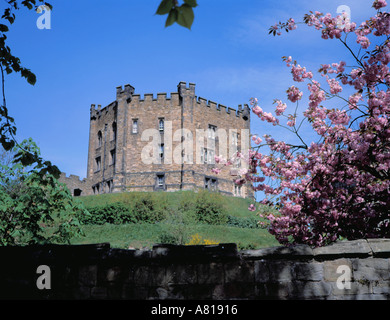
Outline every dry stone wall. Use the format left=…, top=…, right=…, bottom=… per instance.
left=0, top=239, right=389, bottom=300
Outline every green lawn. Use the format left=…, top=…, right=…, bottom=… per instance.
left=70, top=191, right=280, bottom=250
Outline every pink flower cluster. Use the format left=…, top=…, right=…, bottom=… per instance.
left=286, top=85, right=303, bottom=103
left=240, top=0, right=390, bottom=247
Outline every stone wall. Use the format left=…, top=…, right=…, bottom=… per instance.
left=0, top=239, right=389, bottom=300
left=79, top=82, right=252, bottom=198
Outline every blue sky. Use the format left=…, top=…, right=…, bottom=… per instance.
left=3, top=0, right=378, bottom=178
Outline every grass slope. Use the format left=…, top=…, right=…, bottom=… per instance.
left=71, top=191, right=279, bottom=250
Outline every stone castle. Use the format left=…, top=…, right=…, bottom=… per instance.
left=59, top=82, right=252, bottom=198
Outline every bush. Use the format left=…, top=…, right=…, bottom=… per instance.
left=179, top=190, right=228, bottom=225
left=131, top=193, right=167, bottom=223
left=83, top=203, right=134, bottom=225
left=227, top=215, right=260, bottom=229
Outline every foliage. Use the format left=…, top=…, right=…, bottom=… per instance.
left=81, top=192, right=170, bottom=225
left=179, top=190, right=228, bottom=225
left=80, top=203, right=135, bottom=225
left=226, top=215, right=260, bottom=229
left=185, top=233, right=219, bottom=245
left=214, top=1, right=390, bottom=247
left=156, top=0, right=198, bottom=30
left=131, top=192, right=168, bottom=223
left=157, top=209, right=193, bottom=245
left=0, top=141, right=87, bottom=245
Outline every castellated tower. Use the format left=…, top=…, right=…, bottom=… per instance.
left=64, top=81, right=252, bottom=198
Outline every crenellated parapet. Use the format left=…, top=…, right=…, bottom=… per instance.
left=90, top=101, right=118, bottom=120
left=108, top=81, right=251, bottom=121
left=58, top=172, right=90, bottom=196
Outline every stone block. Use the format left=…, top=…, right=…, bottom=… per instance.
left=372, top=281, right=390, bottom=294
left=106, top=266, right=123, bottom=282
left=313, top=239, right=372, bottom=258
left=289, top=281, right=332, bottom=299
left=224, top=261, right=254, bottom=283
left=197, top=263, right=224, bottom=284
left=264, top=282, right=290, bottom=299
left=330, top=280, right=373, bottom=296
left=241, top=244, right=313, bottom=260
left=294, top=261, right=324, bottom=281
left=166, top=264, right=197, bottom=285
left=367, top=239, right=390, bottom=257
left=323, top=258, right=352, bottom=282
left=254, top=260, right=270, bottom=283
left=267, top=261, right=295, bottom=282
left=78, top=265, right=97, bottom=287
left=352, top=258, right=390, bottom=281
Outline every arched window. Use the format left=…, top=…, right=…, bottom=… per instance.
left=97, top=131, right=102, bottom=148
left=112, top=122, right=117, bottom=141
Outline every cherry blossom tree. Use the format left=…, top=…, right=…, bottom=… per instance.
left=215, top=0, right=390, bottom=247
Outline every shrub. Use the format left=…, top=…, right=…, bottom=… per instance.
left=227, top=215, right=260, bottom=229
left=131, top=192, right=168, bottom=223
left=179, top=190, right=228, bottom=225
left=83, top=203, right=134, bottom=225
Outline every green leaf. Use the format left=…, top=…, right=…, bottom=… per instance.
left=0, top=24, right=9, bottom=32
left=156, top=0, right=174, bottom=15
left=165, top=8, right=178, bottom=27
left=183, top=0, right=197, bottom=7
left=27, top=72, right=36, bottom=85
left=176, top=4, right=194, bottom=29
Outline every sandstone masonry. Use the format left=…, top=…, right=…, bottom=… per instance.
left=0, top=239, right=389, bottom=300
left=60, top=82, right=252, bottom=198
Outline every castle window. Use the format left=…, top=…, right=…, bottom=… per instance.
left=208, top=125, right=217, bottom=139
left=106, top=180, right=113, bottom=193
left=201, top=148, right=214, bottom=164
left=156, top=174, right=165, bottom=189
left=205, top=177, right=217, bottom=191
left=132, top=119, right=138, bottom=134
left=97, top=131, right=102, bottom=148
left=235, top=157, right=241, bottom=168
left=159, top=144, right=164, bottom=162
left=231, top=131, right=239, bottom=146
left=110, top=149, right=116, bottom=165
left=159, top=118, right=164, bottom=132
left=95, top=156, right=101, bottom=172
left=93, top=183, right=100, bottom=194
left=234, top=185, right=242, bottom=197
left=112, top=122, right=117, bottom=141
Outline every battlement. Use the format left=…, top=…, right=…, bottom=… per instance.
left=58, top=172, right=89, bottom=196
left=196, top=96, right=249, bottom=120
left=59, top=172, right=87, bottom=183
left=116, top=84, right=135, bottom=99
left=90, top=101, right=117, bottom=119
left=113, top=81, right=250, bottom=121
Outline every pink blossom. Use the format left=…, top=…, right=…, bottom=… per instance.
left=252, top=106, right=263, bottom=116
left=286, top=86, right=303, bottom=102
left=327, top=78, right=343, bottom=94
left=248, top=204, right=256, bottom=212
left=356, top=35, right=371, bottom=49
left=275, top=100, right=287, bottom=115
left=211, top=168, right=221, bottom=174
left=252, top=136, right=263, bottom=144
left=251, top=2, right=390, bottom=247
left=373, top=0, right=387, bottom=9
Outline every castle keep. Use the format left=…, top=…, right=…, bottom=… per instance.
left=60, top=82, right=251, bottom=198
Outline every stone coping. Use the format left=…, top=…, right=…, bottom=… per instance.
left=1, top=239, right=389, bottom=264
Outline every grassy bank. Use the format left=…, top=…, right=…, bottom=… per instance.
left=71, top=191, right=279, bottom=250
